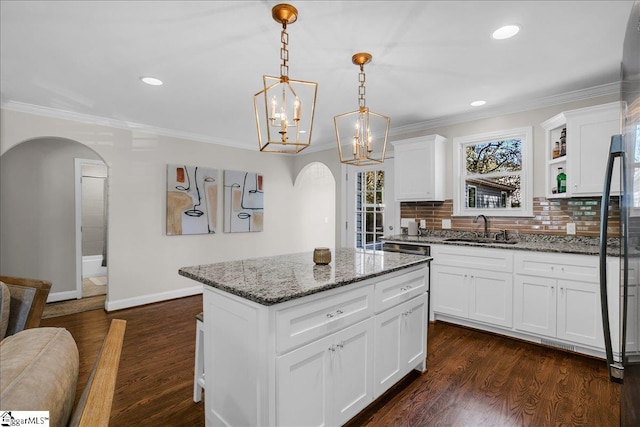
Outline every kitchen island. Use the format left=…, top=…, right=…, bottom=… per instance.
left=179, top=248, right=431, bottom=427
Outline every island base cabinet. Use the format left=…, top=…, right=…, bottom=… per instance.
left=276, top=318, right=374, bottom=427
left=374, top=293, right=427, bottom=397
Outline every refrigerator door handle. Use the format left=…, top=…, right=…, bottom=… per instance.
left=599, top=134, right=625, bottom=383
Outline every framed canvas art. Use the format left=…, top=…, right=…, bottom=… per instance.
left=224, top=170, right=264, bottom=232
left=166, top=164, right=218, bottom=235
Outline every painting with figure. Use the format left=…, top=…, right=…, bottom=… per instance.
left=224, top=170, right=264, bottom=232
left=166, top=164, right=218, bottom=235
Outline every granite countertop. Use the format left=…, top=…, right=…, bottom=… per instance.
left=179, top=248, right=431, bottom=306
left=381, top=230, right=623, bottom=256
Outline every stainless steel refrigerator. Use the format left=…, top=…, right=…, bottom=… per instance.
left=599, top=1, right=640, bottom=426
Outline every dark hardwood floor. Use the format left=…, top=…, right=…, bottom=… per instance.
left=40, top=295, right=619, bottom=427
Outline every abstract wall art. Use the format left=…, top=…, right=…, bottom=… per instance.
left=224, top=170, right=264, bottom=233
left=166, top=164, right=218, bottom=235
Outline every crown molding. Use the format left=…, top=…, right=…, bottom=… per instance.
left=2, top=81, right=620, bottom=152
left=389, top=81, right=621, bottom=137
left=0, top=100, right=259, bottom=152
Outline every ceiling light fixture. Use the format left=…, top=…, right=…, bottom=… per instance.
left=140, top=76, right=163, bottom=86
left=253, top=3, right=318, bottom=154
left=334, top=52, right=390, bottom=166
left=470, top=100, right=486, bottom=107
left=492, top=24, right=520, bottom=40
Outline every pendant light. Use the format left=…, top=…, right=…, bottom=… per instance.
left=253, top=4, right=318, bottom=154
left=334, top=52, right=390, bottom=166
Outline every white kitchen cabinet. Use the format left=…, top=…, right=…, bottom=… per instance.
left=374, top=293, right=427, bottom=397
left=542, top=102, right=621, bottom=198
left=431, top=245, right=514, bottom=328
left=201, top=264, right=429, bottom=427
left=514, top=252, right=603, bottom=349
left=276, top=319, right=374, bottom=427
left=392, top=134, right=446, bottom=201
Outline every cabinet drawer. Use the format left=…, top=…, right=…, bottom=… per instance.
left=374, top=267, right=428, bottom=313
left=515, top=253, right=598, bottom=283
left=432, top=245, right=513, bottom=273
left=276, top=286, right=374, bottom=353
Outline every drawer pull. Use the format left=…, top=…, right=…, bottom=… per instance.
left=336, top=342, right=344, bottom=349
left=326, top=313, right=334, bottom=318
left=336, top=309, right=344, bottom=315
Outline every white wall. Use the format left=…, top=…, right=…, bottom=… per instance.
left=0, top=108, right=330, bottom=310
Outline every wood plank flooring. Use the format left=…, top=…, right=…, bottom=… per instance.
left=40, top=295, right=619, bottom=427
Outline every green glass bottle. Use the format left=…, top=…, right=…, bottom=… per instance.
left=557, top=167, right=567, bottom=193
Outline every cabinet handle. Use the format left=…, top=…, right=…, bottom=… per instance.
left=328, top=345, right=336, bottom=352
left=561, top=267, right=565, bottom=273
left=337, top=342, right=344, bottom=349
left=336, top=309, right=343, bottom=315
left=326, top=313, right=334, bottom=319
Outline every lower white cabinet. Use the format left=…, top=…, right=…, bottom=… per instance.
left=513, top=275, right=603, bottom=348
left=202, top=264, right=429, bottom=427
left=431, top=246, right=513, bottom=328
left=276, top=319, right=374, bottom=427
left=430, top=244, right=621, bottom=359
left=513, top=252, right=603, bottom=349
left=374, top=293, right=427, bottom=397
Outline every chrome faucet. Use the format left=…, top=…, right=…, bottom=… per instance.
left=474, top=214, right=488, bottom=238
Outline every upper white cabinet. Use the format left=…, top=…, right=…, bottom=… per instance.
left=392, top=134, right=446, bottom=201
left=542, top=102, right=621, bottom=198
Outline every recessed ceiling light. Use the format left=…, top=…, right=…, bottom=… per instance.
left=471, top=100, right=486, bottom=107
left=492, top=25, right=520, bottom=40
left=140, top=76, right=163, bottom=86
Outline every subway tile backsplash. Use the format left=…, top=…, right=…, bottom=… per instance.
left=400, top=197, right=620, bottom=237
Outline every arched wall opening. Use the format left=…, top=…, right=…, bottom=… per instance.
left=0, top=136, right=108, bottom=302
left=293, top=162, right=336, bottom=251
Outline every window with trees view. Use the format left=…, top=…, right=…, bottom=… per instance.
left=453, top=127, right=533, bottom=217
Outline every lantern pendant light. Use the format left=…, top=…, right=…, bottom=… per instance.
left=253, top=4, right=318, bottom=154
left=334, top=52, right=390, bottom=166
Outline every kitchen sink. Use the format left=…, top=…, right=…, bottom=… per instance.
left=443, top=237, right=518, bottom=245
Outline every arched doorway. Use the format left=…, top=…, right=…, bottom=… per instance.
left=0, top=137, right=108, bottom=311
left=293, top=162, right=336, bottom=251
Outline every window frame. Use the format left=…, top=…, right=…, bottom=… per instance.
left=453, top=126, right=533, bottom=217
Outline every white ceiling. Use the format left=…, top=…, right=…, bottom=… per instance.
left=0, top=1, right=634, bottom=152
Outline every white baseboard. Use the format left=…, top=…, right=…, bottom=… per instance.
left=105, top=285, right=203, bottom=312
left=83, top=255, right=107, bottom=278
left=48, top=289, right=81, bottom=303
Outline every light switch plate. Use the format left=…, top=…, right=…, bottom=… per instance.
left=442, top=219, right=452, bottom=229
left=566, top=222, right=576, bottom=235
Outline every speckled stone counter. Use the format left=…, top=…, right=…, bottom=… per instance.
left=179, top=248, right=431, bottom=306
left=381, top=231, right=623, bottom=256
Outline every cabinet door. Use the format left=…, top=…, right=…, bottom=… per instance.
left=276, top=335, right=331, bottom=427
left=566, top=102, right=621, bottom=196
left=402, top=293, right=427, bottom=371
left=514, top=275, right=556, bottom=337
left=330, top=319, right=374, bottom=427
left=373, top=301, right=404, bottom=397
left=373, top=294, right=427, bottom=398
left=469, top=271, right=513, bottom=328
left=557, top=279, right=604, bottom=348
left=392, top=135, right=445, bottom=201
left=432, top=265, right=468, bottom=318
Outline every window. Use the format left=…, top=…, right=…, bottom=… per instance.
left=453, top=127, right=533, bottom=217
left=354, top=169, right=386, bottom=250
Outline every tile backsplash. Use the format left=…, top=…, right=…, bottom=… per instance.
left=400, top=197, right=620, bottom=237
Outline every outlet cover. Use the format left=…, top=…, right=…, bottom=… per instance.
left=442, top=219, right=452, bottom=229
left=420, top=219, right=426, bottom=228
left=566, top=223, right=576, bottom=235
